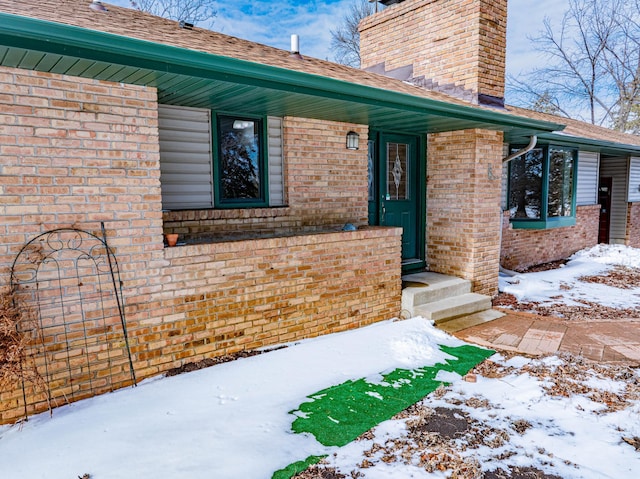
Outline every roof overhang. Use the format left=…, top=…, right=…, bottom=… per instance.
left=536, top=133, right=640, bottom=157
left=0, top=12, right=565, bottom=136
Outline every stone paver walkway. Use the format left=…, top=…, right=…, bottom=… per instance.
left=453, top=309, right=640, bottom=365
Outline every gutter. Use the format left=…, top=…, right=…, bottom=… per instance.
left=0, top=12, right=566, bottom=134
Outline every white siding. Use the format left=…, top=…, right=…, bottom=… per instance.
left=576, top=151, right=599, bottom=206
left=267, top=117, right=285, bottom=206
left=600, top=156, right=629, bottom=244
left=628, top=157, right=640, bottom=202
left=158, top=105, right=213, bottom=210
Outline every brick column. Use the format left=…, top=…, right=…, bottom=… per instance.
left=626, top=203, right=640, bottom=248
left=426, top=129, right=504, bottom=295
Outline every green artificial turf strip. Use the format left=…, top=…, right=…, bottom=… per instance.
left=290, top=344, right=494, bottom=447
left=271, top=455, right=326, bottom=479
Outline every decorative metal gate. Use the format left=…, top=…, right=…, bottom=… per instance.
left=10, top=224, right=136, bottom=419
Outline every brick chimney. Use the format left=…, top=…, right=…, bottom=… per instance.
left=360, top=0, right=507, bottom=107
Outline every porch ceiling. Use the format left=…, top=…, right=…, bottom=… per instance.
left=0, top=12, right=564, bottom=137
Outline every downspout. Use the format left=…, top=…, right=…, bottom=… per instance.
left=499, top=136, right=538, bottom=277
left=502, top=135, right=538, bottom=164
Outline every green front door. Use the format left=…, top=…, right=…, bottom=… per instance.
left=369, top=132, right=425, bottom=270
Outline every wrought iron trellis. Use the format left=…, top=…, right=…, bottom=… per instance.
left=10, top=223, right=136, bottom=419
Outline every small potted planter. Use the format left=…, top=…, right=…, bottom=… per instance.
left=165, top=233, right=179, bottom=247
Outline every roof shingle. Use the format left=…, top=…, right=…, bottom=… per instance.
left=505, top=105, right=640, bottom=148
left=0, top=0, right=638, bottom=148
left=0, top=0, right=478, bottom=107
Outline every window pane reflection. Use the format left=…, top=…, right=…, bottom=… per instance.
left=218, top=116, right=261, bottom=201
left=508, top=148, right=543, bottom=219
left=548, top=148, right=574, bottom=217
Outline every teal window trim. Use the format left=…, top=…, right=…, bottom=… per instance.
left=507, top=144, right=578, bottom=229
left=510, top=217, right=577, bottom=230
left=213, top=112, right=269, bottom=209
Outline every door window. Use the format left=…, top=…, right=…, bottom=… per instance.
left=386, top=142, right=409, bottom=200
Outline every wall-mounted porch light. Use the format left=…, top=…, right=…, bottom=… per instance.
left=346, top=131, right=360, bottom=150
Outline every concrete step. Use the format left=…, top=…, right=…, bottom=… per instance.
left=401, top=272, right=471, bottom=314
left=437, top=309, right=506, bottom=334
left=413, top=293, right=492, bottom=323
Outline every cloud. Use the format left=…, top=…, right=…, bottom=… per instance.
left=213, top=0, right=353, bottom=60
left=106, top=0, right=574, bottom=76
left=105, top=0, right=352, bottom=61
left=506, top=0, right=571, bottom=77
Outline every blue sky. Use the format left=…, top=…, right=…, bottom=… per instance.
left=107, top=0, right=570, bottom=86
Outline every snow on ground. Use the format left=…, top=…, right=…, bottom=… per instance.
left=500, top=244, right=640, bottom=309
left=1, top=245, right=640, bottom=479
left=320, top=354, right=640, bottom=478
left=0, top=318, right=469, bottom=479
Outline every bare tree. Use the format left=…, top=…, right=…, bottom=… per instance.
left=129, top=0, right=216, bottom=27
left=507, top=0, right=640, bottom=133
left=530, top=91, right=568, bottom=117
left=600, top=0, right=640, bottom=132
left=330, top=0, right=378, bottom=67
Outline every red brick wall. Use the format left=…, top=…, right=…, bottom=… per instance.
left=359, top=0, right=507, bottom=101
left=0, top=67, right=402, bottom=424
left=427, top=129, right=504, bottom=296
left=626, top=202, right=640, bottom=248
left=500, top=205, right=600, bottom=271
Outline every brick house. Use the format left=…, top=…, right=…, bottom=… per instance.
left=1, top=0, right=639, bottom=423
left=499, top=107, right=640, bottom=270
left=360, top=0, right=640, bottom=272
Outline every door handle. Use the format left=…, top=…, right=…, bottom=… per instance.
left=381, top=203, right=386, bottom=222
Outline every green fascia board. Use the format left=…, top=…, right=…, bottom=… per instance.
left=0, top=11, right=565, bottom=135
left=538, top=133, right=640, bottom=156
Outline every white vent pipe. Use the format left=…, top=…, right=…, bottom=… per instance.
left=291, top=34, right=300, bottom=54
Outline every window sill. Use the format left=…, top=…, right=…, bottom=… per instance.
left=215, top=202, right=270, bottom=209
left=510, top=217, right=576, bottom=230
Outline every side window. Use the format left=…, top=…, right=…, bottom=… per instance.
left=215, top=115, right=266, bottom=206
left=508, top=148, right=544, bottom=219
left=507, top=145, right=577, bottom=229
left=547, top=147, right=574, bottom=218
